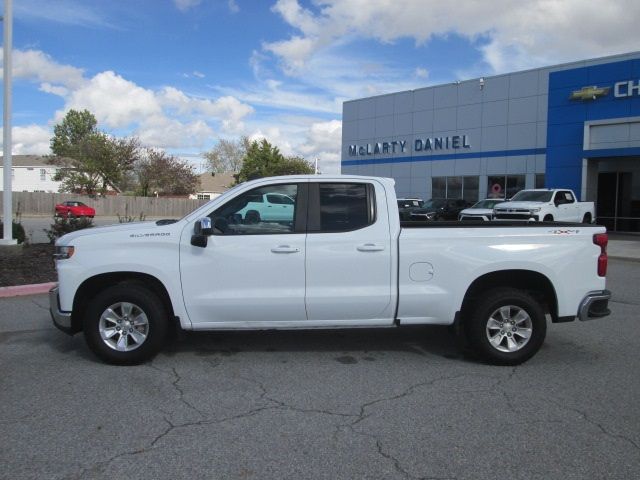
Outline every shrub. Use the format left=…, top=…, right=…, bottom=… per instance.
left=117, top=212, right=146, bottom=223
left=0, top=221, right=26, bottom=244
left=45, top=216, right=94, bottom=244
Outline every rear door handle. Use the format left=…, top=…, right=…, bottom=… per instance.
left=357, top=243, right=385, bottom=252
left=271, top=245, right=300, bottom=254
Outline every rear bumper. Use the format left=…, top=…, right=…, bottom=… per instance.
left=49, top=286, right=77, bottom=335
left=578, top=290, right=612, bottom=321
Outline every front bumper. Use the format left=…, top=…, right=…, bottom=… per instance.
left=49, top=286, right=76, bottom=335
left=493, top=213, right=540, bottom=221
left=578, top=290, right=612, bottom=321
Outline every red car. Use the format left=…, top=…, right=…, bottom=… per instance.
left=54, top=201, right=95, bottom=218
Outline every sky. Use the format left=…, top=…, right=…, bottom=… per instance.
left=1, top=0, right=640, bottom=174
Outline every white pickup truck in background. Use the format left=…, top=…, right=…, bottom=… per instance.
left=493, top=189, right=595, bottom=223
left=50, top=175, right=611, bottom=366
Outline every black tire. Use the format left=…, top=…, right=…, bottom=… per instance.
left=245, top=210, right=261, bottom=224
left=582, top=213, right=591, bottom=223
left=465, top=288, right=546, bottom=365
left=83, top=284, right=169, bottom=365
left=543, top=214, right=553, bottom=222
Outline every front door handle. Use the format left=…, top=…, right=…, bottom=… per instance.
left=357, top=243, right=385, bottom=252
left=271, top=245, right=300, bottom=254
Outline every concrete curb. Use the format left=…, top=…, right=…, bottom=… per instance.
left=0, top=282, right=57, bottom=299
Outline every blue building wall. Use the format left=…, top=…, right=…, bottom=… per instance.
left=546, top=58, right=640, bottom=196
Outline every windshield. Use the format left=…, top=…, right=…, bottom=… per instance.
left=423, top=199, right=447, bottom=209
left=510, top=190, right=553, bottom=202
left=471, top=199, right=503, bottom=209
left=397, top=199, right=423, bottom=208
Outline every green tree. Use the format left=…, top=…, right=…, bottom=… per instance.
left=50, top=109, right=97, bottom=156
left=135, top=149, right=198, bottom=196
left=235, top=139, right=314, bottom=183
left=48, top=110, right=140, bottom=194
left=277, top=156, right=315, bottom=176
left=203, top=136, right=250, bottom=174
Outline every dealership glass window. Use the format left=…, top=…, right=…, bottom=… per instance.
left=432, top=176, right=479, bottom=201
left=432, top=177, right=446, bottom=198
left=463, top=177, right=479, bottom=202
left=506, top=175, right=526, bottom=198
left=446, top=177, right=462, bottom=198
left=487, top=175, right=525, bottom=199
left=535, top=174, right=545, bottom=189
left=487, top=176, right=505, bottom=198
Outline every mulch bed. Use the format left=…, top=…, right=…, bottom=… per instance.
left=0, top=244, right=57, bottom=287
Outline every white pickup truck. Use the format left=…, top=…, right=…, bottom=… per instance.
left=50, top=175, right=611, bottom=366
left=493, top=189, right=595, bottom=223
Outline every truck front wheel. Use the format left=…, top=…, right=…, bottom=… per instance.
left=83, top=284, right=169, bottom=365
left=466, top=288, right=546, bottom=365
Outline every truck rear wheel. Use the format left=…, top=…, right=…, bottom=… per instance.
left=83, top=284, right=169, bottom=365
left=466, top=288, right=546, bottom=365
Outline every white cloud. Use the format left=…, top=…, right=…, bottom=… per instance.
left=265, top=0, right=640, bottom=75
left=243, top=117, right=342, bottom=174
left=15, top=0, right=115, bottom=28
left=135, top=117, right=214, bottom=149
left=174, top=0, right=201, bottom=12
left=415, top=67, right=429, bottom=79
left=60, top=71, right=161, bottom=128
left=1, top=49, right=85, bottom=90
left=0, top=125, right=52, bottom=156
left=5, top=48, right=254, bottom=152
left=228, top=0, right=239, bottom=13
left=296, top=119, right=342, bottom=173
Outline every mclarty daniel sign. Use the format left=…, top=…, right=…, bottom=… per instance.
left=348, top=134, right=471, bottom=157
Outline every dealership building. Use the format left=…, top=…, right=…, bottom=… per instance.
left=341, top=52, right=640, bottom=231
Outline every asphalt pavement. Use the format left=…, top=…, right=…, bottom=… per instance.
left=0, top=259, right=639, bottom=479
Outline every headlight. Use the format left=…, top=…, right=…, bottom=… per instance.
left=54, top=246, right=75, bottom=260
left=530, top=208, right=541, bottom=213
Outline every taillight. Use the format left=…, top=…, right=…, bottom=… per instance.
left=593, top=233, right=608, bottom=277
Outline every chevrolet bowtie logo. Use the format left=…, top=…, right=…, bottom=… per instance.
left=569, top=85, right=610, bottom=101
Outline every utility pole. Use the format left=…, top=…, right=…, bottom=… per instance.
left=1, top=0, right=16, bottom=245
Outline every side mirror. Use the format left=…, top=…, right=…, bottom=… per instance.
left=191, top=217, right=213, bottom=247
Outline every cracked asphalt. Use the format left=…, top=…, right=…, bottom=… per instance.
left=1, top=259, right=639, bottom=480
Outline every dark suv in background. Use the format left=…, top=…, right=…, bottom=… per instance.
left=397, top=198, right=424, bottom=220
left=408, top=198, right=470, bottom=221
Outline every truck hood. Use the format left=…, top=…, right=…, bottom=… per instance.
left=56, top=220, right=182, bottom=246
left=494, top=201, right=545, bottom=210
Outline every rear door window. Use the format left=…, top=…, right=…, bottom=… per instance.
left=309, top=183, right=375, bottom=232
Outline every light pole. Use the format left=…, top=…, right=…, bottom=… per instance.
left=1, top=0, right=15, bottom=245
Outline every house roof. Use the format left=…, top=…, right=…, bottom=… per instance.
left=197, top=172, right=236, bottom=193
left=0, top=155, right=67, bottom=167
